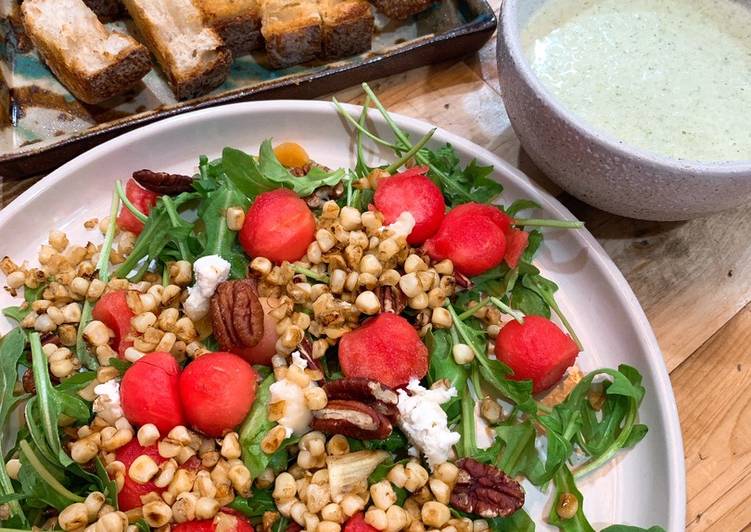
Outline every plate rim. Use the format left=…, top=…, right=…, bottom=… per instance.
left=0, top=99, right=686, bottom=531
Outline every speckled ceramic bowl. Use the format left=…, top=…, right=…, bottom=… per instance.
left=497, top=0, right=751, bottom=221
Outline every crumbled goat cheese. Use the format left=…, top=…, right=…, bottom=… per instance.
left=474, top=403, right=496, bottom=450
left=397, top=379, right=461, bottom=469
left=383, top=211, right=416, bottom=238
left=184, top=255, right=231, bottom=321
left=93, top=379, right=123, bottom=425
left=269, top=352, right=313, bottom=437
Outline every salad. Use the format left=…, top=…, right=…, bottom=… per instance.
left=0, top=84, right=663, bottom=532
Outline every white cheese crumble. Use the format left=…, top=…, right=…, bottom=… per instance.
left=383, top=211, right=416, bottom=238
left=184, top=255, right=231, bottom=321
left=397, top=379, right=461, bottom=469
left=474, top=403, right=496, bottom=450
left=93, top=379, right=123, bottom=425
left=269, top=352, right=313, bottom=437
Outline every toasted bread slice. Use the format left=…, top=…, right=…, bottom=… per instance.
left=21, top=0, right=151, bottom=104
left=261, top=0, right=321, bottom=69
left=83, top=0, right=123, bottom=20
left=370, top=0, right=433, bottom=20
left=318, top=0, right=373, bottom=59
left=196, top=0, right=263, bottom=56
left=122, top=0, right=232, bottom=100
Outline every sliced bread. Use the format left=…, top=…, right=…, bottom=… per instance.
left=318, top=0, right=373, bottom=59
left=196, top=0, right=263, bottom=56
left=261, top=0, right=322, bottom=69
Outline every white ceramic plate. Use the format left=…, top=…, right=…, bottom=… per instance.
left=0, top=101, right=685, bottom=531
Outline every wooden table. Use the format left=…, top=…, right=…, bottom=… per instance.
left=1, top=8, right=747, bottom=531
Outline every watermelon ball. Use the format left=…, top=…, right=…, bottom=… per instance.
left=374, top=166, right=445, bottom=245
left=344, top=513, right=379, bottom=532
left=179, top=352, right=258, bottom=437
left=239, top=189, right=315, bottom=264
left=121, top=351, right=184, bottom=434
left=114, top=440, right=166, bottom=510
left=339, top=313, right=428, bottom=388
left=116, top=178, right=159, bottom=234
left=424, top=202, right=511, bottom=277
left=495, top=316, right=580, bottom=394
left=172, top=512, right=254, bottom=532
left=92, top=290, right=135, bottom=358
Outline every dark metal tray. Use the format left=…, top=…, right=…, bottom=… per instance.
left=0, top=0, right=495, bottom=178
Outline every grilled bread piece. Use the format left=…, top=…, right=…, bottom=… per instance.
left=83, top=0, right=122, bottom=20
left=370, top=0, right=433, bottom=20
left=318, top=0, right=373, bottom=59
left=122, top=0, right=232, bottom=100
left=261, top=0, right=321, bottom=69
left=21, top=0, right=151, bottom=104
left=196, top=0, right=263, bottom=56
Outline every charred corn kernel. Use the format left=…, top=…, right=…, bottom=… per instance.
left=95, top=510, right=127, bottom=532
left=4, top=459, right=20, bottom=480
left=316, top=229, right=337, bottom=252
left=304, top=512, right=321, bottom=532
left=33, top=313, right=56, bottom=333
left=50, top=348, right=80, bottom=378
left=300, top=431, right=326, bottom=456
left=329, top=269, right=346, bottom=294
left=84, top=491, right=106, bottom=521
left=101, top=428, right=133, bottom=452
left=472, top=520, right=489, bottom=532
left=339, top=206, right=362, bottom=230
left=157, top=308, right=179, bottom=331
left=250, top=257, right=273, bottom=276
left=47, top=230, right=69, bottom=252
left=341, top=271, right=357, bottom=293
left=355, top=291, right=381, bottom=315
left=358, top=273, right=378, bottom=290
left=124, top=347, right=145, bottom=363
left=408, top=293, right=429, bottom=310
left=361, top=211, right=382, bottom=232
left=428, top=479, right=451, bottom=504
left=154, top=332, right=176, bottom=353
left=226, top=207, right=246, bottom=231
left=365, top=507, right=388, bottom=531
left=427, top=288, right=446, bottom=308
left=387, top=464, right=408, bottom=488
left=193, top=470, right=217, bottom=498
left=404, top=462, right=429, bottom=492
left=157, top=439, right=181, bottom=459
left=220, top=432, right=242, bottom=459
left=85, top=279, right=105, bottom=300
left=70, top=277, right=91, bottom=298
left=306, top=241, right=323, bottom=265
left=370, top=480, right=397, bottom=510
left=273, top=472, right=297, bottom=500
left=480, top=397, right=502, bottom=424
left=97, top=365, right=119, bottom=383
left=170, top=261, right=193, bottom=286
left=377, top=238, right=400, bottom=262
left=6, top=271, right=25, bottom=289
left=286, top=363, right=311, bottom=388
left=378, top=269, right=399, bottom=287
left=128, top=455, right=159, bottom=484
left=161, top=285, right=181, bottom=307
left=175, top=317, right=198, bottom=341
left=255, top=467, right=275, bottom=489
left=281, top=325, right=304, bottom=350
left=431, top=308, right=452, bottom=329
left=319, top=522, right=341, bottom=532
left=306, top=483, right=331, bottom=513
left=452, top=344, right=474, bottom=365
left=168, top=468, right=196, bottom=495
left=46, top=306, right=65, bottom=325
left=385, top=505, right=408, bottom=532
left=434, top=259, right=454, bottom=275
left=58, top=324, right=78, bottom=346
left=422, top=502, right=450, bottom=528
left=304, top=386, right=327, bottom=411
left=58, top=503, right=89, bottom=531
left=132, top=312, right=157, bottom=333
left=61, top=303, right=82, bottom=323
left=339, top=494, right=365, bottom=517
left=320, top=503, right=344, bottom=523
left=297, top=450, right=323, bottom=470
left=556, top=493, right=578, bottom=520
left=406, top=522, right=424, bottom=532
left=150, top=459, right=177, bottom=489
left=172, top=492, right=197, bottom=523
left=176, top=445, right=196, bottom=465
left=288, top=501, right=306, bottom=526
left=399, top=273, right=423, bottom=299
left=274, top=142, right=310, bottom=168
left=326, top=434, right=350, bottom=456
left=288, top=463, right=306, bottom=480
left=142, top=500, right=172, bottom=528
left=434, top=463, right=459, bottom=486
left=71, top=435, right=100, bottom=464
left=403, top=254, right=427, bottom=273
left=84, top=320, right=114, bottom=346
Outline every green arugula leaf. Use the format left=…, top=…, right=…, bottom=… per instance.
left=424, top=145, right=502, bottom=206
left=505, top=199, right=542, bottom=217
left=18, top=440, right=83, bottom=511
left=548, top=465, right=595, bottom=532
left=227, top=489, right=276, bottom=517
left=494, top=420, right=546, bottom=485
left=487, top=509, right=536, bottom=532
left=510, top=285, right=550, bottom=318
left=3, top=305, right=30, bottom=323
left=239, top=374, right=276, bottom=478
left=426, top=329, right=468, bottom=419
left=522, top=274, right=581, bottom=349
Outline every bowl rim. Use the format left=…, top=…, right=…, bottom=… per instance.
left=499, top=0, right=751, bottom=174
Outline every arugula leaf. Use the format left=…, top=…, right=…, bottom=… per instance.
left=95, top=457, right=119, bottom=508
left=424, top=145, right=502, bottom=206
left=487, top=509, right=536, bottom=532
left=510, top=285, right=550, bottom=318
left=505, top=199, right=542, bottom=217
left=198, top=178, right=250, bottom=278
left=548, top=465, right=595, bottom=532
left=521, top=230, right=544, bottom=263
left=494, top=420, right=545, bottom=485
left=0, top=329, right=30, bottom=525
left=522, top=274, right=582, bottom=349
left=3, top=305, right=30, bottom=323
left=18, top=440, right=83, bottom=511
left=426, top=329, right=468, bottom=418
left=227, top=489, right=276, bottom=517
left=239, top=374, right=276, bottom=477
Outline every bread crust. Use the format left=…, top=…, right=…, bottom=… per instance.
left=122, top=0, right=233, bottom=100
left=370, top=0, right=433, bottom=20
left=196, top=0, right=263, bottom=56
left=264, top=24, right=321, bottom=68
left=21, top=0, right=151, bottom=104
left=320, top=0, right=373, bottom=59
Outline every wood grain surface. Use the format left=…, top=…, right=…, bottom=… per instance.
left=1, top=5, right=745, bottom=530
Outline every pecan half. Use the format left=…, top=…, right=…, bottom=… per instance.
left=311, top=399, right=392, bottom=440
left=323, top=378, right=399, bottom=417
left=22, top=367, right=36, bottom=394
left=210, top=279, right=264, bottom=350
left=454, top=272, right=473, bottom=289
left=132, top=169, right=194, bottom=195
left=450, top=458, right=525, bottom=518
left=375, top=286, right=406, bottom=315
